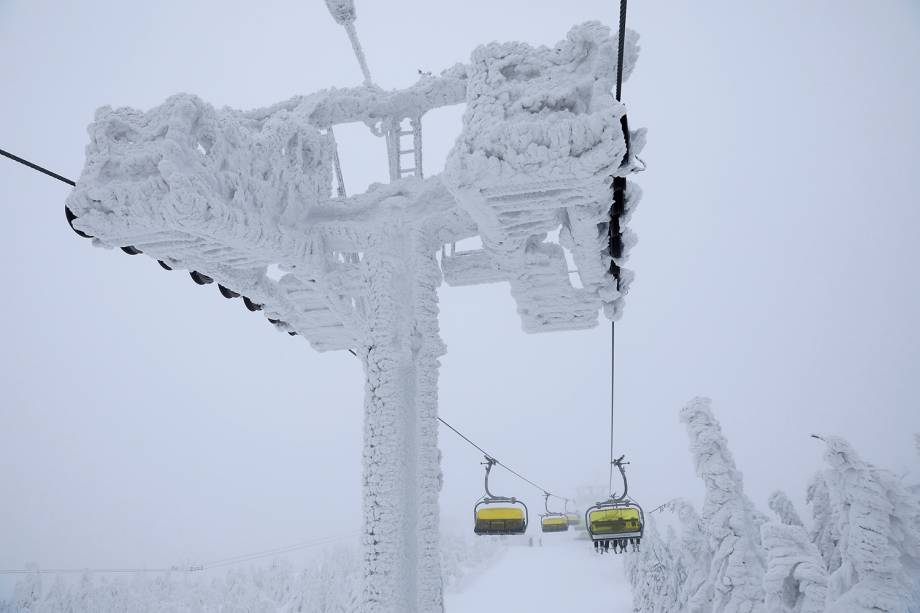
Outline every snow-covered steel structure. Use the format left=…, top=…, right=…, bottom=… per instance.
left=64, top=16, right=643, bottom=613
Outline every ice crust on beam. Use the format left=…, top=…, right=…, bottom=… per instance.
left=65, top=94, right=363, bottom=351
left=443, top=22, right=644, bottom=328
left=65, top=95, right=472, bottom=353
left=77, top=94, right=333, bottom=230
left=248, top=68, right=467, bottom=132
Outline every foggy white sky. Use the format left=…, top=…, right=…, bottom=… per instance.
left=1, top=0, right=919, bottom=596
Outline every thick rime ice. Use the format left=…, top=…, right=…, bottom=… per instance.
left=443, top=23, right=644, bottom=328
left=360, top=224, right=446, bottom=613
left=627, top=401, right=920, bottom=613
left=64, top=22, right=642, bottom=613
left=681, top=397, right=767, bottom=613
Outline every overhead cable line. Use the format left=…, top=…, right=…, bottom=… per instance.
left=608, top=0, right=629, bottom=498
left=201, top=533, right=357, bottom=569
left=647, top=499, right=679, bottom=515
left=1, top=148, right=75, bottom=187
left=614, top=0, right=628, bottom=102
left=437, top=416, right=568, bottom=502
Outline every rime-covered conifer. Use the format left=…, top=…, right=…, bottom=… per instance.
left=681, top=397, right=766, bottom=613
left=819, top=436, right=920, bottom=612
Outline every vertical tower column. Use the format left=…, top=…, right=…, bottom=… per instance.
left=360, top=225, right=445, bottom=613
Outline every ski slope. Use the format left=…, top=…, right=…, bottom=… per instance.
left=446, top=535, right=632, bottom=612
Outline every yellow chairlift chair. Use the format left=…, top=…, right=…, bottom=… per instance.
left=540, top=493, right=569, bottom=533
left=586, top=455, right=644, bottom=554
left=563, top=499, right=584, bottom=529
left=474, top=457, right=528, bottom=536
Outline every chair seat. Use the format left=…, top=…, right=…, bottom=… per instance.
left=475, top=506, right=526, bottom=535
left=587, top=507, right=643, bottom=540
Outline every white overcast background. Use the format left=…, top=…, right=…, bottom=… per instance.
left=1, top=0, right=919, bottom=598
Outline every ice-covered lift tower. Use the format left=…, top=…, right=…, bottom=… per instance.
left=64, top=2, right=643, bottom=610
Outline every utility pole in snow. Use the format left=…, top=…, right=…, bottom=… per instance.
left=62, top=3, right=644, bottom=610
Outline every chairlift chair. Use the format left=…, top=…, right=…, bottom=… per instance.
left=586, top=504, right=643, bottom=539
left=541, top=516, right=568, bottom=533
left=540, top=493, right=569, bottom=533
left=586, top=456, right=644, bottom=553
left=473, top=457, right=528, bottom=536
left=563, top=499, right=584, bottom=528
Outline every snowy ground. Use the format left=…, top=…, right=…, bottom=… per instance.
left=446, top=534, right=632, bottom=612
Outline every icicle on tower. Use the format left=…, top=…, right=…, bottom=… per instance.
left=62, top=1, right=644, bottom=611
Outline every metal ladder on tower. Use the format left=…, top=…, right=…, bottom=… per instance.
left=385, top=116, right=423, bottom=181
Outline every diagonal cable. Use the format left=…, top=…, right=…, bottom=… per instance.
left=437, top=416, right=568, bottom=502
left=1, top=147, right=75, bottom=186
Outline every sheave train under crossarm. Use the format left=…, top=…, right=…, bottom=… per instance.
left=466, top=0, right=646, bottom=554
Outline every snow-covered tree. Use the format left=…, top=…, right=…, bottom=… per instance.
left=806, top=474, right=841, bottom=575
left=657, top=498, right=714, bottom=613
left=439, top=532, right=502, bottom=594
left=36, top=577, right=70, bottom=613
left=625, top=520, right=682, bottom=613
left=912, top=434, right=920, bottom=498
left=624, top=403, right=919, bottom=613
left=0, top=534, right=505, bottom=612
left=11, top=569, right=41, bottom=613
left=750, top=507, right=772, bottom=548
left=301, top=548, right=363, bottom=613
left=762, top=521, right=827, bottom=613
left=769, top=491, right=804, bottom=528
left=817, top=436, right=920, bottom=613
left=762, top=490, right=825, bottom=613
left=681, top=397, right=766, bottom=613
